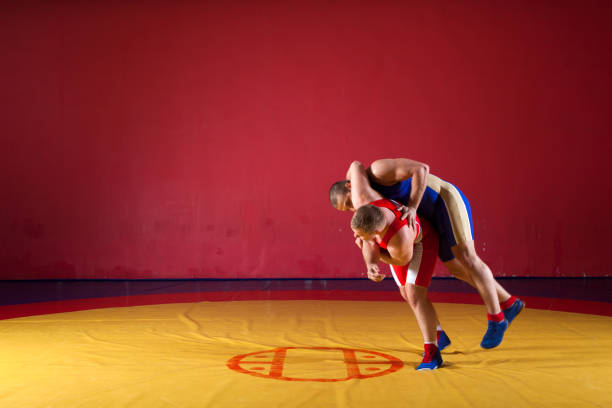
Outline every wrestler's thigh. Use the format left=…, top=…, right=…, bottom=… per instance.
left=398, top=284, right=408, bottom=302
left=451, top=240, right=483, bottom=269
left=436, top=182, right=474, bottom=248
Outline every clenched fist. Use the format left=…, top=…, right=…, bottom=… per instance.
left=366, top=263, right=384, bottom=282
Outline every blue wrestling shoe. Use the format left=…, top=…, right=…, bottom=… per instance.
left=438, top=330, right=451, bottom=351
left=416, top=347, right=443, bottom=371
left=503, top=299, right=525, bottom=325
left=480, top=319, right=508, bottom=349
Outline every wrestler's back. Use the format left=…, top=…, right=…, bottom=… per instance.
left=370, top=174, right=449, bottom=220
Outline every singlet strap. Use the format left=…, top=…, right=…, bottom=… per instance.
left=369, top=199, right=406, bottom=249
left=369, top=199, right=422, bottom=248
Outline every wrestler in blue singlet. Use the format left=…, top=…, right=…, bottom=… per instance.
left=370, top=175, right=474, bottom=262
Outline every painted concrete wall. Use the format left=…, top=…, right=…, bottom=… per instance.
left=1, top=1, right=610, bottom=278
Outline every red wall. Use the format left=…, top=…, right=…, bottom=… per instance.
left=1, top=1, right=611, bottom=279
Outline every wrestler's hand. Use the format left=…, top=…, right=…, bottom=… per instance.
left=366, top=264, right=384, bottom=282
left=399, top=205, right=417, bottom=230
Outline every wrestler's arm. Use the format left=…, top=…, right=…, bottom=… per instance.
left=346, top=161, right=382, bottom=209
left=367, top=158, right=429, bottom=223
left=381, top=227, right=415, bottom=266
left=360, top=240, right=385, bottom=282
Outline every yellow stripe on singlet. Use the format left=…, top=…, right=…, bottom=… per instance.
left=426, top=174, right=473, bottom=245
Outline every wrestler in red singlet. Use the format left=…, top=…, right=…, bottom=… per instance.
left=369, top=199, right=439, bottom=288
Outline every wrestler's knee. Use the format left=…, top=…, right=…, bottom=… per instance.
left=445, top=259, right=468, bottom=280
left=452, top=243, right=480, bottom=271
left=404, top=285, right=426, bottom=309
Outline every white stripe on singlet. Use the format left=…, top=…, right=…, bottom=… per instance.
left=407, top=242, right=423, bottom=285
left=389, top=242, right=424, bottom=286
left=390, top=264, right=402, bottom=286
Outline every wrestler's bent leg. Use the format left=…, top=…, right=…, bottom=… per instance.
left=404, top=284, right=437, bottom=343
left=444, top=258, right=512, bottom=303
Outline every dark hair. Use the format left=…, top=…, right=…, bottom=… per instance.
left=328, top=180, right=349, bottom=207
left=351, top=205, right=385, bottom=234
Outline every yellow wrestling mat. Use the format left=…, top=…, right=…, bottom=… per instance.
left=1, top=300, right=611, bottom=407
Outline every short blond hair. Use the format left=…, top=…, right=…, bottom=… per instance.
left=351, top=205, right=385, bottom=234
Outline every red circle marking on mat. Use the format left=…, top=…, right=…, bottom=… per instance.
left=227, top=347, right=403, bottom=382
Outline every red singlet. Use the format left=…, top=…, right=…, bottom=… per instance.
left=369, top=199, right=438, bottom=287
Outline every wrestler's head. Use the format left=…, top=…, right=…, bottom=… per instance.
left=329, top=180, right=354, bottom=211
left=350, top=204, right=385, bottom=241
